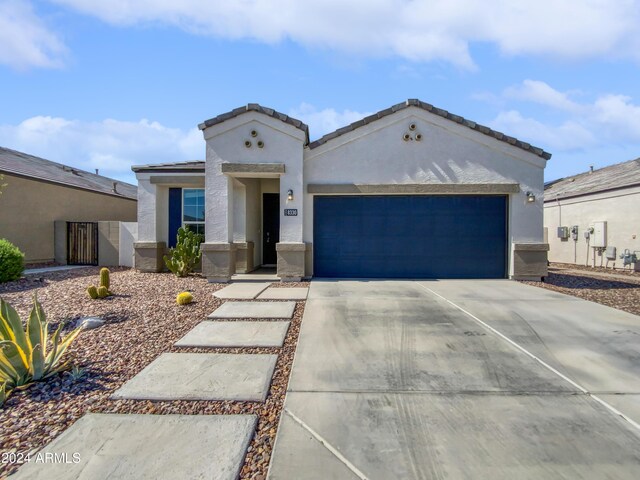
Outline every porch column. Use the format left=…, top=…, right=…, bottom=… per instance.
left=202, top=162, right=236, bottom=282
left=134, top=177, right=166, bottom=272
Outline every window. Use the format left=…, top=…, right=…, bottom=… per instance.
left=183, top=188, right=205, bottom=236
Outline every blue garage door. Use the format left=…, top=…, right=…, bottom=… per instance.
left=313, top=195, right=507, bottom=278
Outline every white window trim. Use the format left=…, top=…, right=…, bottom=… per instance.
left=182, top=188, right=205, bottom=233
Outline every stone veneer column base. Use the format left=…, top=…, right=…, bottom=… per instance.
left=511, top=243, right=549, bottom=281
left=201, top=243, right=237, bottom=283
left=276, top=243, right=306, bottom=282
left=134, top=242, right=166, bottom=273
left=234, top=241, right=255, bottom=274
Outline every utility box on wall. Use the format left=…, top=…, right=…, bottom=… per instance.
left=590, top=221, right=607, bottom=247
left=557, top=226, right=569, bottom=239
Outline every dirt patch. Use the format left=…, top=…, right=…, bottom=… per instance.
left=0, top=268, right=305, bottom=479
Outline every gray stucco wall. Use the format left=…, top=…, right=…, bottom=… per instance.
left=544, top=186, right=640, bottom=268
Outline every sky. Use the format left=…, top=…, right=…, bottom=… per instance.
left=1, top=1, right=640, bottom=186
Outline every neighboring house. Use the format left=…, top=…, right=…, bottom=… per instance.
left=133, top=99, right=551, bottom=282
left=0, top=147, right=137, bottom=264
left=544, top=158, right=640, bottom=269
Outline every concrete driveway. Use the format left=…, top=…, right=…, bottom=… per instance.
left=268, top=280, right=640, bottom=479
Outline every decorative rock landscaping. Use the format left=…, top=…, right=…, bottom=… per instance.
left=0, top=268, right=307, bottom=480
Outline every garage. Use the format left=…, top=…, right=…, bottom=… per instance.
left=313, top=195, right=507, bottom=278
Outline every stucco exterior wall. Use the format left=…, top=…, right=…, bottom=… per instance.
left=135, top=173, right=204, bottom=245
left=304, top=107, right=546, bottom=277
left=0, top=174, right=136, bottom=263
left=202, top=113, right=306, bottom=245
left=544, top=187, right=640, bottom=268
left=119, top=222, right=138, bottom=267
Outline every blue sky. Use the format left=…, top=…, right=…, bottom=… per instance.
left=2, top=1, right=640, bottom=185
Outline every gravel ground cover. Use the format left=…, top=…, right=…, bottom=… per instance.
left=0, top=267, right=305, bottom=480
left=552, top=262, right=640, bottom=279
left=521, top=263, right=640, bottom=316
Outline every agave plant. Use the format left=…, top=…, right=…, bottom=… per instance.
left=0, top=295, right=82, bottom=406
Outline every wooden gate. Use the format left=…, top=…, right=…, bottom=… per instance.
left=67, top=222, right=98, bottom=265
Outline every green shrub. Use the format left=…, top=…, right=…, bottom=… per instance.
left=0, top=295, right=82, bottom=406
left=164, top=227, right=203, bottom=277
left=0, top=239, right=24, bottom=283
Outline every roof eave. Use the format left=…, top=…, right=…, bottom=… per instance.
left=308, top=99, right=552, bottom=160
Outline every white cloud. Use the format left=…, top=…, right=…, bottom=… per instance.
left=50, top=0, right=640, bottom=68
left=504, top=80, right=583, bottom=113
left=289, top=103, right=372, bottom=138
left=485, top=80, right=640, bottom=152
left=0, top=0, right=67, bottom=70
left=490, top=110, right=596, bottom=151
left=0, top=116, right=203, bottom=183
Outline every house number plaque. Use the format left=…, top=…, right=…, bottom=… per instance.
left=284, top=209, right=298, bottom=216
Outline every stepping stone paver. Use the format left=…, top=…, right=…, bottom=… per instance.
left=208, top=301, right=296, bottom=319
left=111, top=353, right=277, bottom=401
left=258, top=287, right=308, bottom=300
left=12, top=413, right=256, bottom=480
left=175, top=321, right=290, bottom=348
left=213, top=282, right=271, bottom=299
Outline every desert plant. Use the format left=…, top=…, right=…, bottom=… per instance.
left=0, top=239, right=24, bottom=284
left=0, top=295, right=82, bottom=406
left=86, top=268, right=112, bottom=300
left=164, top=227, right=203, bottom=277
left=86, top=285, right=99, bottom=299
left=99, top=268, right=110, bottom=291
left=97, top=286, right=109, bottom=298
left=176, top=291, right=193, bottom=305
left=67, top=365, right=86, bottom=382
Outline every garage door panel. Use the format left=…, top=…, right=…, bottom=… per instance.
left=313, top=195, right=507, bottom=278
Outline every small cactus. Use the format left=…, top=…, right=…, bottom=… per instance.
left=97, top=286, right=109, bottom=298
left=99, top=268, right=110, bottom=291
left=87, top=285, right=98, bottom=299
left=176, top=292, right=193, bottom=305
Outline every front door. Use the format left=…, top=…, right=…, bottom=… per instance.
left=263, top=193, right=280, bottom=265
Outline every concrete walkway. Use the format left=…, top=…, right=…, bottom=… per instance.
left=12, top=414, right=256, bottom=480
left=24, top=265, right=91, bottom=275
left=269, top=280, right=640, bottom=479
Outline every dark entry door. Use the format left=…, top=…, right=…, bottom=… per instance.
left=313, top=195, right=507, bottom=278
left=67, top=222, right=99, bottom=265
left=263, top=193, right=280, bottom=265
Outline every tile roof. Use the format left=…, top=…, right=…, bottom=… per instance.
left=308, top=99, right=552, bottom=159
left=0, top=146, right=137, bottom=200
left=198, top=103, right=310, bottom=143
left=131, top=161, right=205, bottom=173
left=544, top=158, right=640, bottom=201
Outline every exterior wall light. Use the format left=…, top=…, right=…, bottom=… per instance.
left=526, top=191, right=536, bottom=203
left=287, top=189, right=293, bottom=201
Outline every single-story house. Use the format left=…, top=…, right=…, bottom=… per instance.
left=544, top=158, right=640, bottom=269
left=0, top=147, right=137, bottom=264
left=132, top=99, right=551, bottom=282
